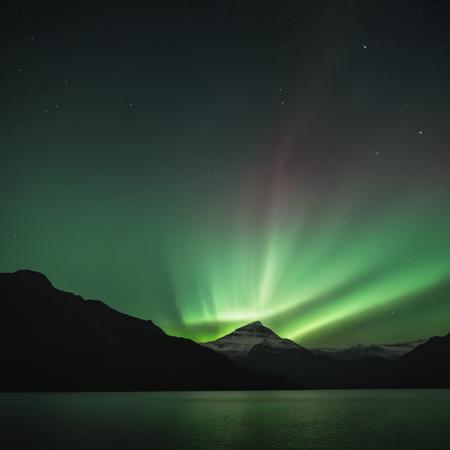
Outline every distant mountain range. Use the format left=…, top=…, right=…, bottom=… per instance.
left=1, top=270, right=449, bottom=391
left=204, top=321, right=450, bottom=388
left=311, top=340, right=426, bottom=361
left=203, top=321, right=425, bottom=362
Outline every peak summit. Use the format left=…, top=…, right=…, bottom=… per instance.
left=237, top=321, right=273, bottom=333
left=247, top=320, right=263, bottom=327
left=203, top=320, right=305, bottom=360
left=1, top=270, right=53, bottom=289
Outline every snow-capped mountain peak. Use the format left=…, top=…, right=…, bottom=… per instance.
left=202, top=321, right=304, bottom=360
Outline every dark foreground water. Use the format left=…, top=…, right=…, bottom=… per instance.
left=0, top=390, right=449, bottom=450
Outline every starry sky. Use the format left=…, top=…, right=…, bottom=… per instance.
left=1, top=2, right=450, bottom=347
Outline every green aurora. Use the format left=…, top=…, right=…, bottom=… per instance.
left=163, top=157, right=450, bottom=344
left=2, top=141, right=449, bottom=346
left=1, top=3, right=450, bottom=347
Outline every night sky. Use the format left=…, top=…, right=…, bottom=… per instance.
left=1, top=2, right=450, bottom=347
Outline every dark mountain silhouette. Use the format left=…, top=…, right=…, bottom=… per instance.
left=395, top=333, right=450, bottom=387
left=205, top=321, right=450, bottom=388
left=1, top=270, right=448, bottom=391
left=0, top=270, right=293, bottom=391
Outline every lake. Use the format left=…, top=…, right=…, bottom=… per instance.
left=0, top=390, right=449, bottom=450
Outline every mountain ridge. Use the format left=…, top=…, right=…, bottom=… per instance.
left=0, top=270, right=293, bottom=391
left=311, top=339, right=427, bottom=361
left=1, top=269, right=448, bottom=390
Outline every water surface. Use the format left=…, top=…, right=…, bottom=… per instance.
left=1, top=390, right=449, bottom=450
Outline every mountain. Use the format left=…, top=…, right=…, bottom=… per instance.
left=204, top=321, right=450, bottom=388
left=2, top=269, right=447, bottom=391
left=203, top=321, right=345, bottom=388
left=203, top=321, right=305, bottom=360
left=395, top=333, right=450, bottom=387
left=0, top=270, right=293, bottom=391
left=312, top=340, right=426, bottom=361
